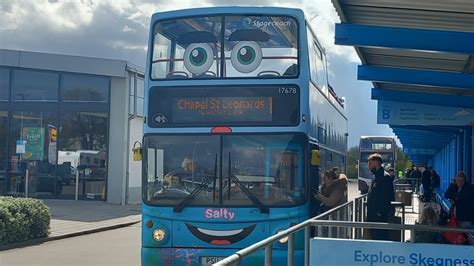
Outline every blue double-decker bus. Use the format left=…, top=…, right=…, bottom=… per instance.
left=141, top=7, right=348, bottom=265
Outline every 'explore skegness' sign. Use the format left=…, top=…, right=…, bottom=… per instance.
left=310, top=238, right=474, bottom=266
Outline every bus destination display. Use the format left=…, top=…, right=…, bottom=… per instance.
left=148, top=85, right=299, bottom=127
left=172, top=97, right=273, bottom=122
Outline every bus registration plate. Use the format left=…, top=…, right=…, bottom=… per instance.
left=201, top=256, right=224, bottom=265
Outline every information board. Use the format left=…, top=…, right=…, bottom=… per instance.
left=310, top=238, right=474, bottom=266
left=377, top=101, right=474, bottom=126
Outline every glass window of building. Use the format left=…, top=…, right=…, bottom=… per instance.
left=136, top=78, right=144, bottom=98
left=0, top=111, right=7, bottom=194
left=59, top=112, right=108, bottom=200
left=0, top=68, right=9, bottom=101
left=136, top=98, right=144, bottom=116
left=13, top=70, right=59, bottom=101
left=136, top=78, right=144, bottom=116
left=61, top=74, right=109, bottom=102
left=8, top=111, right=59, bottom=197
left=129, top=74, right=136, bottom=115
left=129, top=95, right=135, bottom=115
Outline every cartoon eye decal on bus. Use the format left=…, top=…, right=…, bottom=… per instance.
left=184, top=43, right=214, bottom=74
left=178, top=31, right=218, bottom=76
left=231, top=41, right=262, bottom=73
left=229, top=29, right=269, bottom=74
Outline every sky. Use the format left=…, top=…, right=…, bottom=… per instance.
left=0, top=0, right=396, bottom=147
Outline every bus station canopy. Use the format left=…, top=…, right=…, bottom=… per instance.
left=331, top=0, right=474, bottom=168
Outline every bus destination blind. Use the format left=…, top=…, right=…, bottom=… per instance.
left=172, top=96, right=273, bottom=122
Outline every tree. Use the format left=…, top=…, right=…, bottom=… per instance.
left=395, top=147, right=412, bottom=177
left=345, top=146, right=411, bottom=179
left=346, top=146, right=359, bottom=179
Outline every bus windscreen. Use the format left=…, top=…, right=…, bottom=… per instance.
left=148, top=85, right=299, bottom=127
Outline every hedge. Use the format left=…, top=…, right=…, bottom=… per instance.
left=0, top=196, right=51, bottom=245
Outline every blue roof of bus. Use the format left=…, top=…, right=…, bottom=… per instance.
left=151, top=6, right=305, bottom=22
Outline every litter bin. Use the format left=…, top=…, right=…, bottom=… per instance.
left=395, top=190, right=412, bottom=206
left=390, top=201, right=405, bottom=242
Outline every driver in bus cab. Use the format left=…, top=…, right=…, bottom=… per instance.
left=163, top=157, right=200, bottom=188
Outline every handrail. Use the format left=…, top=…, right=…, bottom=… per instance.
left=215, top=193, right=473, bottom=266
left=214, top=198, right=356, bottom=265
left=215, top=220, right=474, bottom=266
left=354, top=193, right=368, bottom=200
left=307, top=220, right=474, bottom=234
left=393, top=178, right=421, bottom=191
left=215, top=196, right=361, bottom=266
left=215, top=219, right=312, bottom=265
left=435, top=192, right=452, bottom=212
left=315, top=198, right=353, bottom=219
left=316, top=192, right=367, bottom=221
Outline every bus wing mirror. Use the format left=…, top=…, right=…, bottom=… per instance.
left=132, top=141, right=142, bottom=161
left=311, top=150, right=320, bottom=166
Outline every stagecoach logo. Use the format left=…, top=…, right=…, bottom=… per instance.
left=241, top=17, right=291, bottom=28
left=241, top=17, right=252, bottom=27
left=153, top=114, right=168, bottom=124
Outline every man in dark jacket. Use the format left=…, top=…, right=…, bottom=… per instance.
left=431, top=169, right=441, bottom=192
left=410, top=167, right=422, bottom=193
left=366, top=153, right=395, bottom=240
left=405, top=166, right=414, bottom=180
left=421, top=167, right=432, bottom=202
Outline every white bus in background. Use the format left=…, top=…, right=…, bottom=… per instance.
left=358, top=136, right=397, bottom=193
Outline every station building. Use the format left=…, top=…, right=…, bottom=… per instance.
left=332, top=0, right=474, bottom=195
left=0, top=49, right=144, bottom=204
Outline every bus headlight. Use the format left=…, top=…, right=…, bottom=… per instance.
left=277, top=230, right=288, bottom=244
left=152, top=228, right=166, bottom=242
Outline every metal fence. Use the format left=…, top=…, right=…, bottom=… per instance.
left=214, top=192, right=474, bottom=266
left=214, top=194, right=366, bottom=266
left=393, top=178, right=421, bottom=194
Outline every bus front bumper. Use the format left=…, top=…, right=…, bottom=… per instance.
left=142, top=247, right=303, bottom=266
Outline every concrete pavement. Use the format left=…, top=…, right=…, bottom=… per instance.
left=0, top=223, right=141, bottom=266
left=1, top=199, right=141, bottom=251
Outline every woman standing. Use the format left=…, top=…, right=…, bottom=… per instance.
left=450, top=171, right=474, bottom=227
left=314, top=171, right=348, bottom=213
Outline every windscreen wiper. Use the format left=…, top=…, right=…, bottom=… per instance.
left=227, top=153, right=268, bottom=213
left=173, top=175, right=215, bottom=212
left=174, top=155, right=218, bottom=213
left=230, top=175, right=269, bottom=214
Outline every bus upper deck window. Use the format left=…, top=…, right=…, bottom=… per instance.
left=225, top=15, right=298, bottom=78
left=151, top=15, right=298, bottom=79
